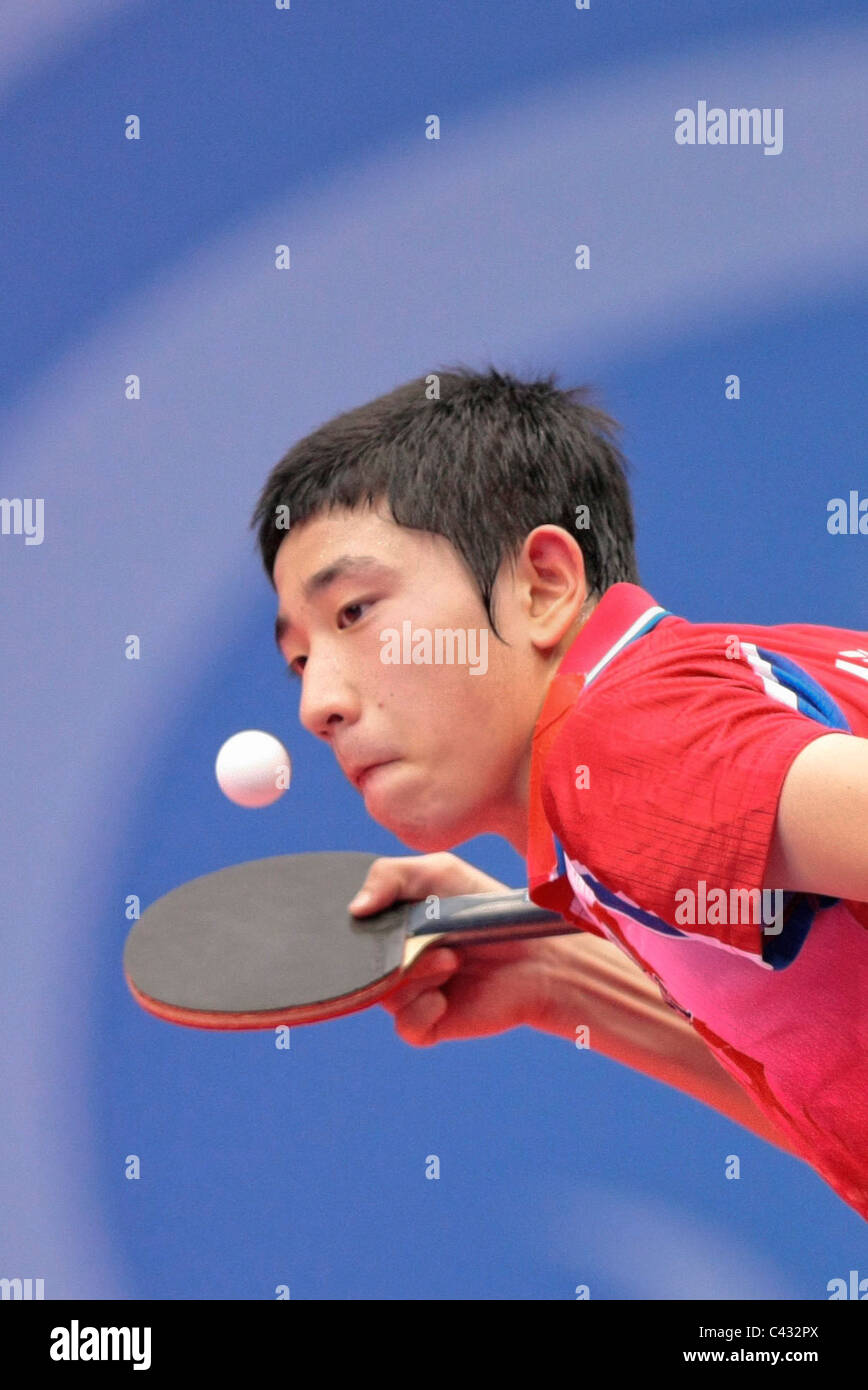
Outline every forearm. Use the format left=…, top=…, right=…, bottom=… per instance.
left=534, top=932, right=804, bottom=1159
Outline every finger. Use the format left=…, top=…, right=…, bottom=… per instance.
left=346, top=852, right=467, bottom=915
left=392, top=987, right=449, bottom=1046
left=401, top=946, right=461, bottom=980
left=381, top=969, right=458, bottom=1017
left=379, top=949, right=461, bottom=1014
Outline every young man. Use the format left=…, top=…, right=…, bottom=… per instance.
left=251, top=366, right=868, bottom=1223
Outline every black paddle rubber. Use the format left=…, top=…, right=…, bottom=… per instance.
left=124, top=851, right=418, bottom=1029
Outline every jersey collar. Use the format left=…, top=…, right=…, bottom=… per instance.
left=526, top=583, right=668, bottom=908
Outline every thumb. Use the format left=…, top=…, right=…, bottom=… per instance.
left=347, top=855, right=438, bottom=915
left=347, top=852, right=487, bottom=916
left=347, top=859, right=398, bottom=914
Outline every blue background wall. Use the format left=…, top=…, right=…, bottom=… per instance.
left=1, top=0, right=866, bottom=1298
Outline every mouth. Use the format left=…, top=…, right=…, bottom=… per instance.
left=355, top=760, right=397, bottom=790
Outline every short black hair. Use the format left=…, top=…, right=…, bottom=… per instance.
left=250, top=364, right=640, bottom=639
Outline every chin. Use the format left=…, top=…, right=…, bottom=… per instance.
left=386, top=806, right=481, bottom=854
left=396, top=825, right=458, bottom=853
left=368, top=811, right=444, bottom=852
left=366, top=768, right=488, bottom=849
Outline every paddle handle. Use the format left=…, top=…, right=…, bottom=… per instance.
left=406, top=887, right=578, bottom=944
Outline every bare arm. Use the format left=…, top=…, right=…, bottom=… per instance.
left=533, top=930, right=805, bottom=1159
left=764, top=732, right=868, bottom=899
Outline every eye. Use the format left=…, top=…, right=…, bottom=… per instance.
left=337, top=599, right=372, bottom=628
left=284, top=599, right=374, bottom=680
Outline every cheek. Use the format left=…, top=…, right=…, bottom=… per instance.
left=380, top=644, right=503, bottom=734
left=432, top=677, right=502, bottom=757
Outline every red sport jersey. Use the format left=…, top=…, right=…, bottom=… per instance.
left=526, top=582, right=868, bottom=1221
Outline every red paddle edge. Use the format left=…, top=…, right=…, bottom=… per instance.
left=124, top=964, right=405, bottom=1031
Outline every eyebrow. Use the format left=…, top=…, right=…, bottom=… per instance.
left=273, top=555, right=394, bottom=650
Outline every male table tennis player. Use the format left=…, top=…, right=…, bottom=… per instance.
left=250, top=366, right=868, bottom=1222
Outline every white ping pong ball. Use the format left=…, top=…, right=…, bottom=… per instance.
left=215, top=730, right=292, bottom=808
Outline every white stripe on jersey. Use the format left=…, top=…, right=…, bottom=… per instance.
left=737, top=641, right=799, bottom=710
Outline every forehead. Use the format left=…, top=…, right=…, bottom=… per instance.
left=272, top=505, right=405, bottom=593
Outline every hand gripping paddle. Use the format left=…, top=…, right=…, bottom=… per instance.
left=123, top=850, right=574, bottom=1030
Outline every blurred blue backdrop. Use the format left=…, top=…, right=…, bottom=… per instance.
left=1, top=0, right=866, bottom=1299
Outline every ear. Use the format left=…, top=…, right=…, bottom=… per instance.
left=517, top=526, right=590, bottom=647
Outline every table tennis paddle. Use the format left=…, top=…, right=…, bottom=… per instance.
left=123, top=850, right=574, bottom=1030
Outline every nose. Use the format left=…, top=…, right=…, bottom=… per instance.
left=297, top=651, right=360, bottom=740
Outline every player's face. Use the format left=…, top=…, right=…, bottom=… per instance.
left=271, top=500, right=549, bottom=853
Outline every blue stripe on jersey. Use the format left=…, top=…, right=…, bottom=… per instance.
left=753, top=646, right=849, bottom=967
left=766, top=891, right=839, bottom=968
left=583, top=866, right=688, bottom=937
left=552, top=829, right=692, bottom=941
left=554, top=836, right=567, bottom=879
left=754, top=646, right=852, bottom=731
